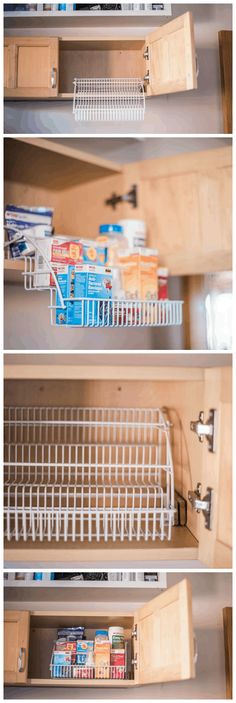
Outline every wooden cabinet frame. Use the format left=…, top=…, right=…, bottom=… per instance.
left=4, top=12, right=197, bottom=100
left=4, top=579, right=195, bottom=687
left=3, top=361, right=232, bottom=568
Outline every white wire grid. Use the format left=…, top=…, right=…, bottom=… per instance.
left=4, top=407, right=175, bottom=544
left=9, top=250, right=183, bottom=329
left=50, top=661, right=126, bottom=680
left=73, top=78, right=145, bottom=122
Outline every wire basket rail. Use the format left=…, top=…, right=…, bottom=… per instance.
left=4, top=406, right=175, bottom=544
left=73, top=78, right=145, bottom=122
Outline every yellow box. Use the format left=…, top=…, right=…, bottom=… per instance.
left=119, top=248, right=158, bottom=301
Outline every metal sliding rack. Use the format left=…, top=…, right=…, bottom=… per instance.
left=50, top=659, right=126, bottom=681
left=73, top=78, right=145, bottom=122
left=4, top=406, right=175, bottom=544
left=24, top=251, right=183, bottom=329
left=4, top=232, right=183, bottom=328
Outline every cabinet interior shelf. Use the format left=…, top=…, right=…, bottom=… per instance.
left=4, top=259, right=25, bottom=283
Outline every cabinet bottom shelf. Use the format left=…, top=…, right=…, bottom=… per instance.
left=7, top=679, right=136, bottom=687
left=4, top=527, right=198, bottom=564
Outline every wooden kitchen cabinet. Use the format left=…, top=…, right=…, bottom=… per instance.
left=4, top=138, right=232, bottom=279
left=4, top=356, right=232, bottom=568
left=4, top=579, right=195, bottom=687
left=4, top=37, right=59, bottom=98
left=4, top=12, right=197, bottom=100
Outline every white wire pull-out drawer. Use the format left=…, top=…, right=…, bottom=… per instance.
left=22, top=256, right=183, bottom=329
left=4, top=406, right=175, bottom=544
left=73, top=78, right=145, bottom=122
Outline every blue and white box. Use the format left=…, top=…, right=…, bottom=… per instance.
left=5, top=205, right=53, bottom=258
left=67, top=264, right=113, bottom=326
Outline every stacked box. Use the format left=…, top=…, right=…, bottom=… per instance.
left=5, top=205, right=53, bottom=259
left=55, top=264, right=113, bottom=326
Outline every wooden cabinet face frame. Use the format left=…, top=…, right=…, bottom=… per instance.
left=4, top=12, right=197, bottom=99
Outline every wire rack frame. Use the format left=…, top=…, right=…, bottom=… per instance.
left=73, top=78, right=145, bottom=122
left=4, top=406, right=175, bottom=543
left=50, top=660, right=127, bottom=680
left=19, top=254, right=184, bottom=329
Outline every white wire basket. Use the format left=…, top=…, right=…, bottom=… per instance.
left=4, top=406, right=175, bottom=544
left=73, top=78, right=145, bottom=122
left=50, top=660, right=126, bottom=680
left=22, top=256, right=183, bottom=329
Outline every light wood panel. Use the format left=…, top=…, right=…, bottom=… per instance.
left=4, top=529, right=198, bottom=566
left=59, top=39, right=145, bottom=91
left=4, top=611, right=30, bottom=684
left=4, top=259, right=25, bottom=284
left=218, top=31, right=232, bottom=134
left=198, top=367, right=232, bottom=568
left=145, top=12, right=197, bottom=96
left=4, top=42, right=12, bottom=89
left=4, top=37, right=59, bottom=98
left=4, top=139, right=121, bottom=191
left=4, top=363, right=204, bottom=381
left=123, top=147, right=232, bottom=275
left=135, top=579, right=194, bottom=684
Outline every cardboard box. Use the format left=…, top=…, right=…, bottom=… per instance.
left=94, top=642, right=110, bottom=678
left=119, top=248, right=158, bottom=301
left=51, top=237, right=83, bottom=265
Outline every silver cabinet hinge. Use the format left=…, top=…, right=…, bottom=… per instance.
left=188, top=483, right=213, bottom=530
left=132, top=654, right=138, bottom=670
left=190, top=409, right=217, bottom=452
left=144, top=70, right=150, bottom=83
left=143, top=47, right=149, bottom=60
left=132, top=624, right=137, bottom=640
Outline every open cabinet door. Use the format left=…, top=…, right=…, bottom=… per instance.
left=198, top=367, right=232, bottom=568
left=4, top=611, right=30, bottom=684
left=145, top=12, right=197, bottom=96
left=135, top=579, right=195, bottom=685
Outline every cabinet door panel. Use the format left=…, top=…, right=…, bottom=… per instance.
left=135, top=579, right=195, bottom=685
left=4, top=43, right=12, bottom=89
left=4, top=38, right=59, bottom=98
left=124, top=147, right=232, bottom=276
left=4, top=610, right=30, bottom=684
left=198, top=367, right=232, bottom=568
left=146, top=12, right=197, bottom=96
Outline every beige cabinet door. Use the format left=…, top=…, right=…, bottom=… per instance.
left=4, top=37, right=59, bottom=98
left=4, top=42, right=14, bottom=90
left=134, top=579, right=195, bottom=685
left=145, top=12, right=197, bottom=96
left=4, top=610, right=30, bottom=684
left=197, top=367, right=232, bottom=568
left=123, top=146, right=232, bottom=276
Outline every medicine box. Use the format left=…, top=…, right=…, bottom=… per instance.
left=5, top=205, right=53, bottom=259
left=55, top=264, right=113, bottom=326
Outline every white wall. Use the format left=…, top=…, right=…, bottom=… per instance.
left=4, top=572, right=232, bottom=699
left=4, top=4, right=232, bottom=135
